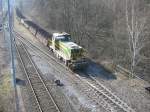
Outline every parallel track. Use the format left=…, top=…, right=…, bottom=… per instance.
left=77, top=75, right=135, bottom=112
left=115, top=65, right=149, bottom=83
left=15, top=38, right=61, bottom=112
left=14, top=30, right=135, bottom=112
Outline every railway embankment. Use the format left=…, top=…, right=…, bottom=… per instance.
left=14, top=15, right=150, bottom=112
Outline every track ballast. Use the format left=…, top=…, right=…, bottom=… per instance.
left=15, top=38, right=61, bottom=112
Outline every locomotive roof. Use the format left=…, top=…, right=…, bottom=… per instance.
left=53, top=32, right=70, bottom=37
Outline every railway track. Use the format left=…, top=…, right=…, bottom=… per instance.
left=77, top=74, right=135, bottom=112
left=115, top=65, right=149, bottom=83
left=14, top=30, right=135, bottom=112
left=14, top=38, right=61, bottom=112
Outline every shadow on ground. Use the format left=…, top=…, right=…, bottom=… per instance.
left=16, top=78, right=26, bottom=86
left=75, top=59, right=117, bottom=80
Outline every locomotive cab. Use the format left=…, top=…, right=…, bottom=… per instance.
left=52, top=32, right=70, bottom=51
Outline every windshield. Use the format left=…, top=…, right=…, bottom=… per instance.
left=57, top=35, right=70, bottom=42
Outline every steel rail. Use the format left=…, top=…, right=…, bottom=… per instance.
left=82, top=75, right=135, bottom=112
left=14, top=38, right=61, bottom=112
left=14, top=40, right=43, bottom=112
left=116, top=65, right=147, bottom=82
left=14, top=30, right=135, bottom=112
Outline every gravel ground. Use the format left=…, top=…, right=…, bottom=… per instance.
left=15, top=51, right=39, bottom=112
left=29, top=51, right=104, bottom=112
left=14, top=19, right=105, bottom=111
left=14, top=18, right=150, bottom=112
left=86, top=63, right=150, bottom=112
left=14, top=19, right=80, bottom=112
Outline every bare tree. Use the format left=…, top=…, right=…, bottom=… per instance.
left=125, top=0, right=147, bottom=78
left=17, top=0, right=150, bottom=79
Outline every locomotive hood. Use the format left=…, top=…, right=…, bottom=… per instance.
left=62, top=41, right=82, bottom=50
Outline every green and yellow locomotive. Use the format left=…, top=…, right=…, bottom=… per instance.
left=47, top=32, right=88, bottom=70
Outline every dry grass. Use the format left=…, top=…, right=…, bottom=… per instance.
left=0, top=72, right=14, bottom=112
left=0, top=72, right=12, bottom=94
